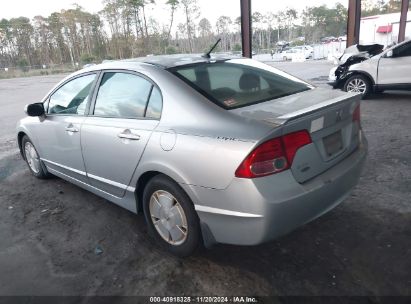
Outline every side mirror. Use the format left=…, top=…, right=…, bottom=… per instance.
left=385, top=50, right=394, bottom=58
left=25, top=103, right=45, bottom=117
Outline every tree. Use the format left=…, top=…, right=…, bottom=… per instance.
left=302, top=3, right=348, bottom=43
left=47, top=12, right=69, bottom=64
left=33, top=16, right=51, bottom=66
left=0, top=0, right=357, bottom=69
left=10, top=17, right=34, bottom=65
left=166, top=0, right=179, bottom=44
left=181, top=0, right=199, bottom=53
left=284, top=8, right=298, bottom=41
left=386, top=0, right=402, bottom=12
left=216, top=16, right=232, bottom=51
left=0, top=19, right=15, bottom=66
left=80, top=53, right=96, bottom=64
left=198, top=18, right=212, bottom=38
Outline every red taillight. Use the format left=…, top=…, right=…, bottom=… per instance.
left=235, top=130, right=312, bottom=178
left=235, top=137, right=286, bottom=178
left=282, top=130, right=312, bottom=165
left=353, top=104, right=361, bottom=123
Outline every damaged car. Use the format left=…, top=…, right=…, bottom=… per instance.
left=329, top=39, right=411, bottom=97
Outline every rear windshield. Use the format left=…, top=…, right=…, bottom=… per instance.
left=168, top=58, right=312, bottom=109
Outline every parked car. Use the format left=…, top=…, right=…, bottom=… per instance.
left=17, top=55, right=367, bottom=256
left=292, top=45, right=314, bottom=59
left=329, top=39, right=411, bottom=97
left=281, top=46, right=313, bottom=60
left=281, top=48, right=299, bottom=60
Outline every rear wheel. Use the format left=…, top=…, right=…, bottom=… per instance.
left=22, top=135, right=50, bottom=179
left=143, top=175, right=201, bottom=257
left=344, top=74, right=371, bottom=98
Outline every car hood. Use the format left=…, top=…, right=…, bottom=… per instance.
left=339, top=43, right=384, bottom=64
left=230, top=87, right=359, bottom=125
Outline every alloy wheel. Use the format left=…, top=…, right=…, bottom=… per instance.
left=346, top=78, right=367, bottom=94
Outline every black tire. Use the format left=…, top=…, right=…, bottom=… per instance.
left=142, top=174, right=201, bottom=257
left=21, top=135, right=50, bottom=179
left=343, top=74, right=372, bottom=98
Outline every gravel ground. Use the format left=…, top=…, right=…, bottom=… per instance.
left=0, top=62, right=410, bottom=297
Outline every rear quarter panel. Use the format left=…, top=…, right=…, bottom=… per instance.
left=134, top=131, right=256, bottom=189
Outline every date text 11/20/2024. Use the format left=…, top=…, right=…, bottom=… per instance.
left=149, top=296, right=258, bottom=303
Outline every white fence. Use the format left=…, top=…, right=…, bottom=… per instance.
left=313, top=41, right=347, bottom=62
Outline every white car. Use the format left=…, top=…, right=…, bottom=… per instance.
left=329, top=39, right=411, bottom=97
left=292, top=46, right=314, bottom=59
left=281, top=48, right=299, bottom=61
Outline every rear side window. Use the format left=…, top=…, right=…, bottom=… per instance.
left=169, top=59, right=312, bottom=109
left=145, top=87, right=162, bottom=119
left=94, top=72, right=152, bottom=118
left=48, top=74, right=96, bottom=115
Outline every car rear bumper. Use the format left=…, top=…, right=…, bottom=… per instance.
left=182, top=132, right=367, bottom=246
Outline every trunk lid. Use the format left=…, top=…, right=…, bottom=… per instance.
left=231, top=87, right=362, bottom=183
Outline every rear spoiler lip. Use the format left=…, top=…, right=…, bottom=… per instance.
left=276, top=92, right=361, bottom=123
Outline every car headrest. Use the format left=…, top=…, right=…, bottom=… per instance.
left=239, top=72, right=260, bottom=91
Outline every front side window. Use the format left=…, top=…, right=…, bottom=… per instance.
left=48, top=74, right=96, bottom=115
left=169, top=59, right=312, bottom=109
left=394, top=42, right=411, bottom=57
left=94, top=72, right=152, bottom=119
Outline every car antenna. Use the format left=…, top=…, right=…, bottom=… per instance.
left=202, top=38, right=221, bottom=59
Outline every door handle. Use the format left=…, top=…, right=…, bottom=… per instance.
left=65, top=126, right=79, bottom=133
left=117, top=129, right=140, bottom=140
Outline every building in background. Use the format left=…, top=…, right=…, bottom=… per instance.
left=360, top=12, right=411, bottom=46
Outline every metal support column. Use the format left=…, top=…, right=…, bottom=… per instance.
left=240, top=0, right=252, bottom=58
left=398, top=0, right=409, bottom=42
left=347, top=0, right=362, bottom=47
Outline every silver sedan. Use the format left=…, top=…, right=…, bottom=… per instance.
left=17, top=55, right=367, bottom=256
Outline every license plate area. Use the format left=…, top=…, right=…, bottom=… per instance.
left=323, top=131, right=343, bottom=157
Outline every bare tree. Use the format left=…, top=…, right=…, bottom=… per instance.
left=216, top=16, right=232, bottom=51
left=180, top=0, right=199, bottom=53
left=166, top=0, right=179, bottom=44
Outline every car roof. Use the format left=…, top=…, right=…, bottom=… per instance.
left=66, top=53, right=244, bottom=83
left=92, top=53, right=242, bottom=70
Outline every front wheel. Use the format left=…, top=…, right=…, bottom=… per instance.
left=22, top=135, right=50, bottom=179
left=143, top=175, right=201, bottom=257
left=343, top=74, right=371, bottom=98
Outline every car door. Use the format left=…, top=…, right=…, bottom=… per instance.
left=81, top=70, right=162, bottom=197
left=377, top=41, right=411, bottom=85
left=35, top=72, right=98, bottom=183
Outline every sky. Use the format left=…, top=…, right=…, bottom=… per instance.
left=0, top=0, right=348, bottom=26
